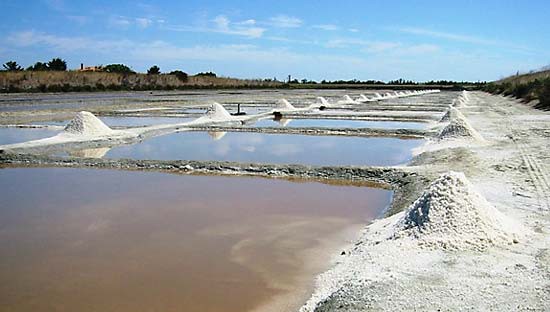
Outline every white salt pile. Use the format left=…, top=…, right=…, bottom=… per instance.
left=393, top=171, right=523, bottom=251
left=275, top=99, right=296, bottom=111
left=64, top=111, right=113, bottom=136
left=337, top=95, right=357, bottom=104
left=204, top=102, right=232, bottom=120
left=440, top=106, right=465, bottom=122
left=439, top=114, right=484, bottom=141
left=316, top=96, right=330, bottom=107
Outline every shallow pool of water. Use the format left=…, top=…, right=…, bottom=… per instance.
left=105, top=131, right=423, bottom=166
left=253, top=118, right=428, bottom=129
left=0, top=168, right=392, bottom=312
left=0, top=127, right=59, bottom=145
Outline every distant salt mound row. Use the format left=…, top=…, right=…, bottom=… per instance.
left=64, top=111, right=113, bottom=136
left=393, top=172, right=523, bottom=251
left=204, top=102, right=232, bottom=120
left=338, top=95, right=357, bottom=104
left=276, top=99, right=296, bottom=110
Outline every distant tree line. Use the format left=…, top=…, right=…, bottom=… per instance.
left=1, top=59, right=192, bottom=83
left=2, top=58, right=68, bottom=71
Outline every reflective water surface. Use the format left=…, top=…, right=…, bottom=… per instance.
left=0, top=128, right=59, bottom=145
left=105, top=131, right=424, bottom=166
left=252, top=118, right=428, bottom=129
left=0, top=168, right=392, bottom=312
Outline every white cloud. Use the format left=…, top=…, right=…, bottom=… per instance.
left=109, top=15, right=156, bottom=29
left=268, top=15, right=303, bottom=28
left=312, top=24, right=339, bottom=31
left=135, top=18, right=153, bottom=28
left=397, top=27, right=496, bottom=45
left=167, top=15, right=265, bottom=38
left=326, top=38, right=439, bottom=55
left=348, top=28, right=359, bottom=33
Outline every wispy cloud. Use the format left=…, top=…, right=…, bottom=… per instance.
left=397, top=27, right=497, bottom=45
left=267, top=15, right=303, bottom=28
left=7, top=30, right=132, bottom=52
left=109, top=15, right=156, bottom=29
left=166, top=15, right=265, bottom=38
left=312, top=24, right=339, bottom=31
left=326, top=37, right=439, bottom=55
left=395, top=26, right=535, bottom=54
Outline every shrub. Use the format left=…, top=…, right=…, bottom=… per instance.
left=47, top=58, right=67, bottom=71
left=27, top=62, right=49, bottom=71
left=196, top=71, right=216, bottom=77
left=169, top=70, right=188, bottom=82
left=103, top=64, right=134, bottom=73
left=3, top=61, right=22, bottom=71
left=147, top=65, right=161, bottom=75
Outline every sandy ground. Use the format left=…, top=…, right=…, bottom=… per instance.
left=302, top=92, right=550, bottom=311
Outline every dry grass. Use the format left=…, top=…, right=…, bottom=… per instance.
left=0, top=71, right=282, bottom=92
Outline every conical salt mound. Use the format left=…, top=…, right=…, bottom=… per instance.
left=393, top=172, right=523, bottom=250
left=440, top=106, right=465, bottom=122
left=64, top=111, right=113, bottom=136
left=276, top=99, right=296, bottom=110
left=343, top=95, right=355, bottom=102
left=439, top=115, right=484, bottom=141
left=358, top=94, right=369, bottom=102
left=204, top=102, right=231, bottom=120
left=316, top=97, right=330, bottom=107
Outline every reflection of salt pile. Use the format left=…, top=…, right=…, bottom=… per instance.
left=64, top=111, right=113, bottom=136
left=69, top=147, right=111, bottom=158
left=393, top=172, right=523, bottom=251
left=277, top=118, right=292, bottom=127
left=208, top=131, right=227, bottom=140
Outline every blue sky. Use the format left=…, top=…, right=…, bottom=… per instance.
left=1, top=0, right=549, bottom=81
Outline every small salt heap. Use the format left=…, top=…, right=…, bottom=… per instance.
left=204, top=102, right=232, bottom=121
left=275, top=99, right=296, bottom=111
left=64, top=111, right=113, bottom=136
left=393, top=172, right=523, bottom=251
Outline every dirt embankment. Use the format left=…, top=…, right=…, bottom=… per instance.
left=484, top=68, right=550, bottom=109
left=0, top=71, right=282, bottom=92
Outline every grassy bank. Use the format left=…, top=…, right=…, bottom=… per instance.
left=483, top=69, right=550, bottom=109
left=0, top=71, right=283, bottom=93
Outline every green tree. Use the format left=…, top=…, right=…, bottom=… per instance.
left=47, top=58, right=67, bottom=71
left=169, top=70, right=188, bottom=82
left=103, top=64, right=134, bottom=73
left=2, top=61, right=22, bottom=71
left=147, top=65, right=161, bottom=75
left=26, top=62, right=49, bottom=71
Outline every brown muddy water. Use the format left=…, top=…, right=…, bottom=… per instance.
left=0, top=168, right=392, bottom=312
